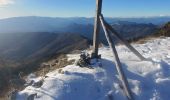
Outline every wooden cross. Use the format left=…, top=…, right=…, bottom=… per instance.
left=91, top=0, right=147, bottom=99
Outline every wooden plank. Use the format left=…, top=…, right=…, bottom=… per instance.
left=99, top=14, right=134, bottom=100
left=104, top=20, right=146, bottom=61
left=91, top=0, right=103, bottom=58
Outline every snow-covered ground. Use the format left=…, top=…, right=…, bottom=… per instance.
left=16, top=37, right=170, bottom=100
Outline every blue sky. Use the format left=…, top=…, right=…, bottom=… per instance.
left=0, top=0, right=170, bottom=19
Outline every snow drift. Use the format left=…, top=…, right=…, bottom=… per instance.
left=16, top=37, right=170, bottom=100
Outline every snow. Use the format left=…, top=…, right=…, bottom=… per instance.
left=16, top=37, right=170, bottom=100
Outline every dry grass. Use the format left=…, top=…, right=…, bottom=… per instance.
left=35, top=54, right=75, bottom=77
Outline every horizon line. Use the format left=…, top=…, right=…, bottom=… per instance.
left=1, top=15, right=170, bottom=20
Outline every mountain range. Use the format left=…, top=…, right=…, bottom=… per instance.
left=0, top=32, right=89, bottom=68
left=0, top=16, right=165, bottom=69
left=1, top=16, right=168, bottom=66
left=0, top=16, right=170, bottom=34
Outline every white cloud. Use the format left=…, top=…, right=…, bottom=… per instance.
left=0, top=0, right=14, bottom=6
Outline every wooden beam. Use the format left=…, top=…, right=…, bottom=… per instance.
left=91, top=0, right=103, bottom=58
left=99, top=14, right=134, bottom=100
left=103, top=19, right=146, bottom=61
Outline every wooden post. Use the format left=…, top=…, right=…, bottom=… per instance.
left=99, top=14, right=134, bottom=100
left=91, top=0, right=103, bottom=58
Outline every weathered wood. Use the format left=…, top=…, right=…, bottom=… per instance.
left=103, top=20, right=146, bottom=61
left=91, top=0, right=103, bottom=58
left=99, top=14, right=134, bottom=100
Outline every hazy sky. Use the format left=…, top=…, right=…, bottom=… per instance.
left=0, top=0, right=170, bottom=19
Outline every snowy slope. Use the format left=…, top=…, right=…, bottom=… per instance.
left=16, top=37, right=170, bottom=100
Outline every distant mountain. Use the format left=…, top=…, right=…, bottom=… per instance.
left=65, top=21, right=158, bottom=43
left=0, top=16, right=170, bottom=34
left=0, top=17, right=93, bottom=33
left=0, top=32, right=89, bottom=68
left=126, top=21, right=170, bottom=43
left=108, top=16, right=170, bottom=25
left=155, top=22, right=170, bottom=36
left=111, top=21, right=159, bottom=40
